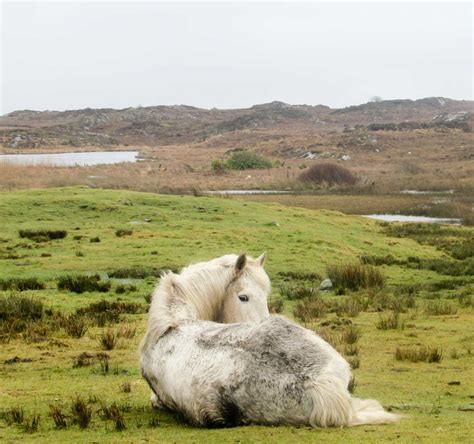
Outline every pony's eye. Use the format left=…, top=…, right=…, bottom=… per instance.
left=238, top=294, right=249, bottom=302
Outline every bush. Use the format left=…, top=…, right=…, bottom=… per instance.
left=299, top=163, right=357, bottom=186
left=108, top=267, right=165, bottom=279
left=62, top=315, right=88, bottom=338
left=224, top=150, right=272, bottom=170
left=327, top=263, right=385, bottom=293
left=0, top=277, right=45, bottom=291
left=19, top=229, right=67, bottom=242
left=211, top=160, right=226, bottom=175
left=57, top=274, right=111, bottom=294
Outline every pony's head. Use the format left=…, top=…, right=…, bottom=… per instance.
left=218, top=253, right=271, bottom=324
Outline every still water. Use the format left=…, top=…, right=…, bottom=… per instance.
left=0, top=151, right=139, bottom=166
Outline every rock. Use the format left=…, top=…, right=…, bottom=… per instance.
left=320, top=278, right=333, bottom=291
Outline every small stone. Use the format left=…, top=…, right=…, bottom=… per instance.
left=320, top=278, right=333, bottom=291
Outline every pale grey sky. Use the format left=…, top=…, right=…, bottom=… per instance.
left=1, top=1, right=472, bottom=114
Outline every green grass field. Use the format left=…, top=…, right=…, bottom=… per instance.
left=0, top=187, right=473, bottom=443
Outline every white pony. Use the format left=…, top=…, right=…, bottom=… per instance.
left=140, top=253, right=399, bottom=427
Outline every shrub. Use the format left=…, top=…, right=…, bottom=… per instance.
left=327, top=263, right=385, bottom=293
left=394, top=346, right=442, bottom=363
left=0, top=296, right=44, bottom=340
left=276, top=271, right=321, bottom=282
left=224, top=150, right=272, bottom=170
left=115, top=284, right=138, bottom=294
left=107, top=267, right=166, bottom=279
left=0, top=277, right=45, bottom=291
left=19, top=229, right=67, bottom=242
left=70, top=396, right=92, bottom=429
left=299, top=163, right=357, bottom=186
left=115, top=229, right=133, bottom=237
left=211, top=160, right=226, bottom=175
left=293, top=298, right=327, bottom=323
left=57, top=274, right=111, bottom=294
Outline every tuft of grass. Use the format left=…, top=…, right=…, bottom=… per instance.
left=75, top=300, right=145, bottom=327
left=2, top=406, right=25, bottom=425
left=23, top=413, right=40, bottom=433
left=117, top=325, right=137, bottom=339
left=340, top=325, right=361, bottom=345
left=19, top=229, right=67, bottom=242
left=424, top=300, right=458, bottom=316
left=57, top=274, right=111, bottom=294
left=99, top=402, right=126, bottom=431
left=62, top=315, right=88, bottom=338
left=347, top=356, right=360, bottom=369
left=89, top=236, right=101, bottom=243
left=395, top=346, right=443, bottom=363
left=70, top=396, right=92, bottom=429
left=293, top=297, right=327, bottom=324
left=121, top=382, right=131, bottom=393
left=348, top=376, right=357, bottom=394
left=99, top=329, right=119, bottom=350
left=115, top=228, right=133, bottom=237
left=0, top=277, right=45, bottom=291
left=97, top=352, right=110, bottom=375
left=376, top=312, right=404, bottom=330
left=49, top=404, right=68, bottom=429
left=279, top=284, right=319, bottom=300
left=327, top=263, right=385, bottom=293
left=268, top=297, right=284, bottom=314
left=72, top=352, right=95, bottom=368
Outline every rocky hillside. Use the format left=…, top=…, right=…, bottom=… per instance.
left=0, top=97, right=472, bottom=149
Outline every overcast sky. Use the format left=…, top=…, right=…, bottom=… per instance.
left=1, top=1, right=472, bottom=114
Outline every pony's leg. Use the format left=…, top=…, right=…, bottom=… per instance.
left=150, top=392, right=165, bottom=409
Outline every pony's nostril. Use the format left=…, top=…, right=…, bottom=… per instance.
left=238, top=295, right=249, bottom=302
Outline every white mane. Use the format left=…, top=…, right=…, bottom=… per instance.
left=143, top=254, right=268, bottom=348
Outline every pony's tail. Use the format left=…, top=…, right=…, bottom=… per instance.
left=307, top=375, right=400, bottom=427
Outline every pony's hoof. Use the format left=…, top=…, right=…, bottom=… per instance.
left=150, top=393, right=163, bottom=409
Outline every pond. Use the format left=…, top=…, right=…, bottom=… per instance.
left=205, top=190, right=291, bottom=195
left=364, top=214, right=461, bottom=225
left=0, top=151, right=139, bottom=167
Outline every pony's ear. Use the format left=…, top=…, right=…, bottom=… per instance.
left=235, top=253, right=247, bottom=274
left=257, top=252, right=266, bottom=267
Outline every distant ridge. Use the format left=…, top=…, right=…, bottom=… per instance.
left=1, top=97, right=472, bottom=148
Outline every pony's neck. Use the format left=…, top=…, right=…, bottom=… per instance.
left=146, top=265, right=233, bottom=341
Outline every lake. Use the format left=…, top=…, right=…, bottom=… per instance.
left=365, top=214, right=461, bottom=224
left=0, top=151, right=139, bottom=167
